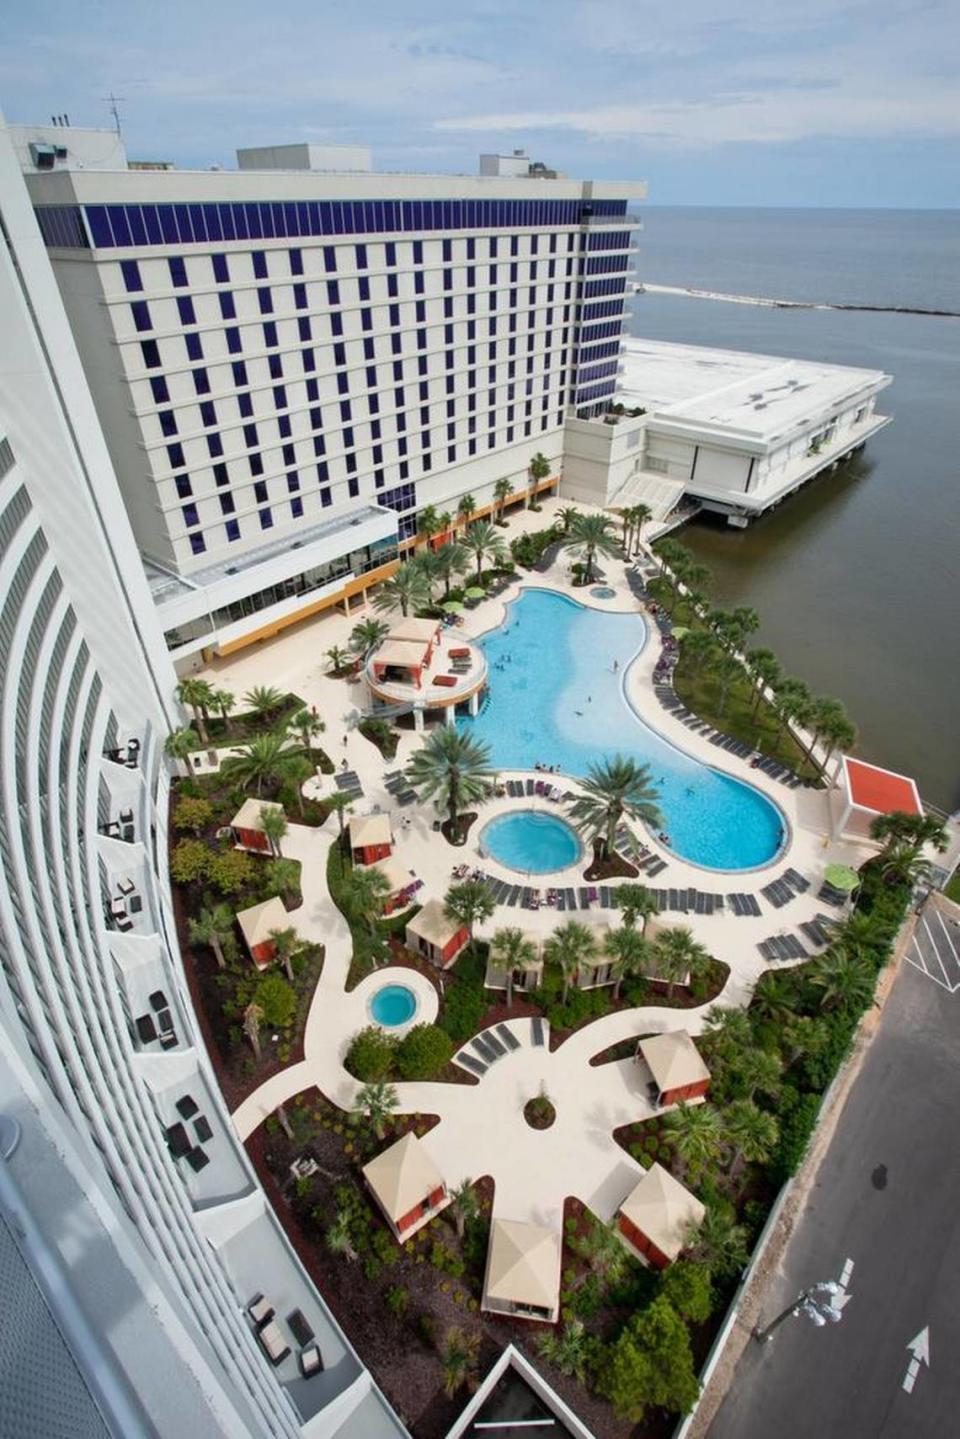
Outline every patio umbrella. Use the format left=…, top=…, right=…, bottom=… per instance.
left=672, top=626, right=691, bottom=640
left=442, top=600, right=465, bottom=614
left=824, top=863, right=860, bottom=892
left=464, top=586, right=486, bottom=599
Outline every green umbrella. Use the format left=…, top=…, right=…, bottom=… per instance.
left=464, top=586, right=486, bottom=599
left=442, top=600, right=465, bottom=614
left=672, top=625, right=691, bottom=640
left=824, top=863, right=859, bottom=892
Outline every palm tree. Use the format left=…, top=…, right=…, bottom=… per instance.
left=717, top=606, right=760, bottom=654
left=544, top=921, right=596, bottom=1002
left=441, top=1328, right=480, bottom=1398
left=683, top=629, right=721, bottom=679
left=176, top=678, right=216, bottom=743
left=287, top=708, right=326, bottom=766
left=432, top=542, right=470, bottom=598
left=605, top=925, right=649, bottom=1001
left=325, top=644, right=352, bottom=675
left=653, top=926, right=711, bottom=1000
left=700, top=1004, right=754, bottom=1058
left=870, top=811, right=949, bottom=855
left=880, top=844, right=934, bottom=889
left=629, top=502, right=653, bottom=552
left=164, top=727, right=199, bottom=772
left=354, top=1079, right=399, bottom=1140
left=831, top=909, right=888, bottom=964
left=257, top=803, right=288, bottom=856
left=686, top=1206, right=749, bottom=1278
left=242, top=685, right=285, bottom=722
left=489, top=927, right=538, bottom=1007
left=567, top=756, right=663, bottom=860
left=405, top=728, right=494, bottom=835
left=188, top=903, right=234, bottom=970
left=342, top=865, right=392, bottom=938
left=683, top=562, right=713, bottom=606
left=242, top=1001, right=264, bottom=1059
left=556, top=505, right=581, bottom=535
left=732, top=1047, right=782, bottom=1103
left=413, top=549, right=445, bottom=603
left=456, top=493, right=477, bottom=529
left=493, top=477, right=512, bottom=522
left=655, top=537, right=685, bottom=579
left=211, top=688, right=235, bottom=729
left=724, top=1099, right=779, bottom=1180
left=417, top=504, right=442, bottom=543
left=372, top=564, right=431, bottom=618
left=749, top=977, right=797, bottom=1028
left=266, top=925, right=299, bottom=984
left=350, top=617, right=390, bottom=662
left=221, top=732, right=306, bottom=798
left=713, top=653, right=744, bottom=718
left=771, top=678, right=810, bottom=747
left=266, top=856, right=300, bottom=899
left=663, top=1101, right=725, bottom=1183
left=448, top=1178, right=478, bottom=1239
left=746, top=648, right=782, bottom=721
left=325, top=1211, right=358, bottom=1263
left=528, top=452, right=551, bottom=502
left=819, top=710, right=857, bottom=776
left=325, top=791, right=353, bottom=837
left=576, top=1219, right=627, bottom=1289
left=444, top=879, right=496, bottom=944
left=780, top=1015, right=829, bottom=1068
left=463, top=520, right=507, bottom=584
left=537, top=1319, right=592, bottom=1382
left=612, top=882, right=659, bottom=934
left=563, top=512, right=619, bottom=583
left=809, top=948, right=875, bottom=1012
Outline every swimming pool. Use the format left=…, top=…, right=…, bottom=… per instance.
left=481, top=811, right=582, bottom=874
left=369, top=983, right=417, bottom=1027
left=458, top=589, right=785, bottom=871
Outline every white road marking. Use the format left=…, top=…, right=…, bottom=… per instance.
left=902, top=1326, right=930, bottom=1394
left=839, top=1257, right=854, bottom=1287
left=905, top=914, right=960, bottom=994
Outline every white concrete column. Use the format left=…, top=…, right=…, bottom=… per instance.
left=413, top=707, right=424, bottom=733
left=444, top=704, right=456, bottom=728
left=468, top=691, right=480, bottom=717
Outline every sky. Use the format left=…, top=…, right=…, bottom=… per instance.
left=2, top=0, right=958, bottom=207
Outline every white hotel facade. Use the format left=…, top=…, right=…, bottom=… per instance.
left=21, top=129, right=643, bottom=663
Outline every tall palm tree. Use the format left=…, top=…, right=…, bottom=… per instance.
left=528, top=452, right=551, bottom=488
left=417, top=504, right=442, bottom=544
left=567, top=756, right=663, bottom=860
left=683, top=629, right=721, bottom=679
left=268, top=925, right=300, bottom=984
left=556, top=505, right=581, bottom=535
left=713, top=653, right=744, bottom=719
left=746, top=648, right=782, bottom=721
left=831, top=909, right=888, bottom=964
left=653, top=926, right=711, bottom=1000
left=771, top=678, right=810, bottom=747
left=412, top=549, right=445, bottom=603
left=188, top=903, right=234, bottom=970
left=441, top=1328, right=480, bottom=1398
left=493, top=477, right=512, bottom=522
left=809, top=948, right=875, bottom=1012
left=562, top=512, right=619, bottom=583
left=405, top=728, right=494, bottom=834
left=243, top=685, right=286, bottom=722
left=724, top=1099, right=779, bottom=1180
left=544, top=921, right=596, bottom=1002
left=663, top=1101, right=725, bottom=1183
left=325, top=791, right=353, bottom=836
left=432, top=542, right=470, bottom=598
left=870, top=811, right=949, bottom=855
left=325, top=644, right=352, bottom=675
left=354, top=1079, right=399, bottom=1140
left=242, top=1001, right=264, bottom=1059
left=612, top=883, right=659, bottom=934
left=575, top=1219, right=627, bottom=1289
left=629, top=502, right=653, bottom=552
left=342, top=864, right=392, bottom=938
left=731, top=1047, right=782, bottom=1103
left=258, top=804, right=288, bottom=856
left=176, top=678, right=216, bottom=743
left=448, top=1178, right=478, bottom=1239
left=164, top=727, right=198, bottom=772
left=819, top=710, right=858, bottom=776
left=489, top=927, right=538, bottom=1007
left=349, top=617, right=390, bottom=661
left=605, top=925, right=649, bottom=1001
left=221, top=733, right=306, bottom=798
left=456, top=493, right=477, bottom=529
left=700, top=1004, right=754, bottom=1058
left=463, top=520, right=507, bottom=584
left=749, top=976, right=797, bottom=1028
left=372, top=564, right=431, bottom=617
left=211, top=688, right=235, bottom=729
left=686, top=1206, right=749, bottom=1278
left=880, top=844, right=934, bottom=889
left=444, top=879, right=496, bottom=944
left=286, top=707, right=325, bottom=766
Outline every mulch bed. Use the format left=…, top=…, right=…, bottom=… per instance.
left=440, top=811, right=478, bottom=846
left=583, top=848, right=639, bottom=882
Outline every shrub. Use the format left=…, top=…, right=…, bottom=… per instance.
left=207, top=847, right=257, bottom=896
left=172, top=796, right=214, bottom=834
left=771, top=1085, right=822, bottom=1182
left=346, top=1025, right=398, bottom=1081
left=169, top=839, right=212, bottom=885
left=254, top=971, right=297, bottom=1028
left=385, top=1285, right=408, bottom=1316
left=509, top=527, right=559, bottom=569
left=659, top=1261, right=713, bottom=1323
left=396, top=1023, right=454, bottom=1080
left=437, top=948, right=488, bottom=1045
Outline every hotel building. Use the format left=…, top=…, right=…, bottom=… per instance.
left=19, top=127, right=643, bottom=663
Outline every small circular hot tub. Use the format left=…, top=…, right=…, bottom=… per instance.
left=481, top=810, right=582, bottom=875
left=590, top=586, right=616, bottom=599
left=369, top=983, right=417, bottom=1027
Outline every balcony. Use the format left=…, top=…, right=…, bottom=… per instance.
left=581, top=213, right=643, bottom=230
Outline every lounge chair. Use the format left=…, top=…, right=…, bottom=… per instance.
left=299, top=1343, right=324, bottom=1377
left=257, top=1320, right=290, bottom=1366
left=248, top=1293, right=274, bottom=1327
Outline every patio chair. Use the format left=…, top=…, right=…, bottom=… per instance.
left=299, top=1343, right=324, bottom=1378
left=247, top=1294, right=274, bottom=1328
left=287, top=1309, right=315, bottom=1347
left=176, top=1094, right=199, bottom=1119
left=257, top=1320, right=290, bottom=1366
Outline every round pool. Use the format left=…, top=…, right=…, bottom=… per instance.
left=481, top=810, right=582, bottom=875
left=590, top=586, right=616, bottom=599
left=370, top=984, right=417, bottom=1027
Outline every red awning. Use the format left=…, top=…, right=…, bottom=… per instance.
left=844, top=758, right=922, bottom=816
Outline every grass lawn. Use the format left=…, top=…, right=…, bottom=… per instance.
left=945, top=873, right=960, bottom=904
left=647, top=577, right=821, bottom=782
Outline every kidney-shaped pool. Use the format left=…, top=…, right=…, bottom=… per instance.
left=457, top=588, right=785, bottom=871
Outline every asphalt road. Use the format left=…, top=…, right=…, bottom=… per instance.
left=709, top=953, right=960, bottom=1439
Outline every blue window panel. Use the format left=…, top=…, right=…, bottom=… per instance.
left=263, top=321, right=278, bottom=346
left=230, top=204, right=247, bottom=241
left=269, top=354, right=284, bottom=380
left=213, top=462, right=229, bottom=485
left=331, top=313, right=343, bottom=337
left=125, top=207, right=146, bottom=245
left=259, top=507, right=273, bottom=529
left=166, top=442, right=185, bottom=468
left=355, top=243, right=367, bottom=268
left=302, top=348, right=316, bottom=371
left=252, top=251, right=268, bottom=279
left=258, top=287, right=274, bottom=315
left=182, top=503, right=199, bottom=527
left=220, top=492, right=236, bottom=515
left=358, top=275, right=370, bottom=302
left=324, top=245, right=337, bottom=272
left=121, top=259, right=142, bottom=292
left=243, top=421, right=258, bottom=446
left=385, top=241, right=396, bottom=265
left=216, top=209, right=235, bottom=248
left=159, top=410, right=178, bottom=437
left=310, top=406, right=323, bottom=430
left=347, top=475, right=359, bottom=496
left=200, top=204, right=221, bottom=242
left=189, top=532, right=207, bottom=555
left=175, top=474, right=192, bottom=498
left=141, top=339, right=161, bottom=368
left=177, top=296, right=196, bottom=325
left=254, top=480, right=268, bottom=503
left=258, top=204, right=274, bottom=239
left=327, top=280, right=340, bottom=305
left=200, top=400, right=217, bottom=427
left=86, top=206, right=113, bottom=247
left=244, top=203, right=262, bottom=239
left=150, top=375, right=170, bottom=404
left=287, top=472, right=300, bottom=491
left=291, top=496, right=304, bottom=518
left=294, top=282, right=307, bottom=309
left=297, top=203, right=310, bottom=235
left=219, top=291, right=236, bottom=320
left=337, top=373, right=349, bottom=396
left=154, top=205, right=177, bottom=244
left=225, top=519, right=241, bottom=541
left=207, top=433, right=224, bottom=458
left=226, top=327, right=242, bottom=354
left=172, top=205, right=193, bottom=243
left=131, top=300, right=152, bottom=332
left=306, top=377, right=319, bottom=402
left=314, top=436, right=326, bottom=458
left=320, top=487, right=332, bottom=508
left=250, top=453, right=264, bottom=478
left=168, top=256, right=188, bottom=287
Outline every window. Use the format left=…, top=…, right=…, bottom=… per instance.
left=182, top=502, right=199, bottom=527
left=120, top=259, right=142, bottom=292
left=327, top=280, right=340, bottom=305
left=289, top=247, right=304, bottom=275
left=250, top=453, right=264, bottom=477
left=186, top=334, right=203, bottom=361
left=238, top=392, right=253, bottom=419
left=309, top=406, right=323, bottom=430
left=358, top=275, right=370, bottom=302
left=177, top=295, right=196, bottom=325
left=415, top=299, right=426, bottom=323
left=243, top=421, right=258, bottom=447
left=168, top=256, right=188, bottom=287
left=199, top=400, right=217, bottom=427
left=306, top=377, right=319, bottom=402
left=331, top=313, right=343, bottom=337
left=347, top=477, right=359, bottom=498
left=258, top=287, right=274, bottom=315
left=166, top=442, right=185, bottom=468
left=339, top=399, right=352, bottom=422
left=213, top=462, right=229, bottom=486
left=252, top=250, right=268, bottom=279
left=337, top=372, right=349, bottom=395
left=259, top=507, right=273, bottom=529
left=212, top=253, right=230, bottom=283
left=355, top=243, right=367, bottom=268
left=192, top=366, right=210, bottom=395
left=269, top=353, right=284, bottom=380
left=287, top=472, right=300, bottom=492
left=293, top=282, right=307, bottom=310
left=291, top=496, right=304, bottom=517
left=150, top=375, right=170, bottom=404
left=387, top=272, right=398, bottom=298
left=131, top=300, right=152, bottom=332
left=141, top=339, right=161, bottom=368
left=225, top=518, right=240, bottom=541
left=262, top=321, right=277, bottom=346
left=442, top=238, right=452, bottom=263
left=189, top=532, right=206, bottom=555
left=385, top=241, right=396, bottom=266
left=254, top=481, right=268, bottom=504
left=219, top=291, right=236, bottom=320
left=226, top=327, right=242, bottom=354
left=219, top=492, right=235, bottom=514
left=324, top=245, right=337, bottom=272
left=363, top=337, right=375, bottom=361
left=207, top=432, right=223, bottom=458
left=282, top=441, right=295, bottom=465
left=302, top=347, right=316, bottom=370
left=175, top=474, right=192, bottom=498
left=412, top=240, right=423, bottom=264
left=275, top=389, right=289, bottom=415
left=317, top=461, right=329, bottom=482
left=320, top=487, right=332, bottom=507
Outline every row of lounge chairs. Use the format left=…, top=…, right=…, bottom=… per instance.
left=383, top=770, right=417, bottom=805
left=800, top=912, right=839, bottom=948
left=757, top=933, right=809, bottom=962
left=502, top=777, right=567, bottom=801
left=456, top=1017, right=543, bottom=1078
left=727, top=892, right=762, bottom=917
left=760, top=867, right=811, bottom=908
left=654, top=680, right=813, bottom=791
left=334, top=768, right=363, bottom=799
left=818, top=880, right=852, bottom=907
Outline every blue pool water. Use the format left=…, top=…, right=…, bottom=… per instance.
left=481, top=811, right=582, bottom=874
left=370, top=984, right=417, bottom=1027
left=458, top=589, right=784, bottom=871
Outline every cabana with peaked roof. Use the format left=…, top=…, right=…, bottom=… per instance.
left=636, top=1030, right=710, bottom=1107
left=229, top=798, right=285, bottom=855
left=361, top=1132, right=449, bottom=1241
left=370, top=855, right=416, bottom=915
left=236, top=895, right=288, bottom=970
left=616, top=1163, right=705, bottom=1269
left=482, top=1219, right=562, bottom=1323
left=348, top=812, right=394, bottom=866
left=405, top=898, right=469, bottom=969
left=831, top=755, right=924, bottom=842
left=370, top=637, right=433, bottom=690
left=385, top=616, right=441, bottom=657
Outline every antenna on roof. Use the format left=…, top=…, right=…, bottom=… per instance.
left=102, top=92, right=126, bottom=136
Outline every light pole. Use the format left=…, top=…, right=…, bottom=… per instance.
left=753, top=1280, right=848, bottom=1344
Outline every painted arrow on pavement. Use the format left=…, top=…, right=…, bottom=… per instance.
left=902, top=1327, right=930, bottom=1394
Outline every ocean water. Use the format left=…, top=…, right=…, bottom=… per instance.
left=630, top=207, right=960, bottom=812
left=458, top=589, right=785, bottom=872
